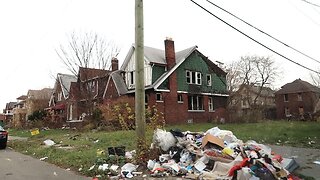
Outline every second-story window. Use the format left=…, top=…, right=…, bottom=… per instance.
left=284, top=94, right=289, bottom=102
left=186, top=70, right=202, bottom=85
left=58, top=92, right=62, bottom=101
left=298, top=93, right=302, bottom=101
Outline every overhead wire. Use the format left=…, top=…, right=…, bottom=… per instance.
left=206, top=0, right=320, bottom=65
left=189, top=0, right=320, bottom=74
left=300, top=0, right=320, bottom=8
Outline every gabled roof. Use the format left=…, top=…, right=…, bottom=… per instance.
left=275, top=79, right=320, bottom=94
left=103, top=70, right=128, bottom=98
left=5, top=102, right=16, bottom=109
left=79, top=67, right=110, bottom=82
left=27, top=88, right=53, bottom=100
left=57, top=73, right=77, bottom=99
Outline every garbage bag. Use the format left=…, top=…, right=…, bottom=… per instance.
left=153, top=129, right=176, bottom=151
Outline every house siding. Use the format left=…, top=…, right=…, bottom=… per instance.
left=175, top=52, right=227, bottom=93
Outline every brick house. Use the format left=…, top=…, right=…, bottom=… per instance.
left=67, top=67, right=111, bottom=121
left=3, top=102, right=16, bottom=124
left=228, top=84, right=276, bottom=121
left=12, top=95, right=27, bottom=128
left=26, top=88, right=53, bottom=118
left=103, top=38, right=228, bottom=124
left=275, top=79, right=320, bottom=120
left=48, top=73, right=77, bottom=122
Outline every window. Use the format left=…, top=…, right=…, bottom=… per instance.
left=58, top=92, right=62, bottom=101
left=87, top=80, right=96, bottom=93
left=285, top=107, right=290, bottom=117
left=188, top=95, right=204, bottom=111
left=284, top=94, right=288, bottom=102
left=206, top=74, right=212, bottom=86
left=298, top=93, right=302, bottom=101
left=156, top=93, right=163, bottom=102
left=208, top=97, right=214, bottom=111
left=186, top=70, right=202, bottom=85
left=145, top=94, right=149, bottom=104
left=177, top=94, right=183, bottom=103
left=129, top=71, right=134, bottom=85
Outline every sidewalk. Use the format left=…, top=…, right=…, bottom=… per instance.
left=269, top=145, right=320, bottom=179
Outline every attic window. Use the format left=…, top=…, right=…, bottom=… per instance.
left=186, top=70, right=202, bottom=85
left=206, top=74, right=212, bottom=86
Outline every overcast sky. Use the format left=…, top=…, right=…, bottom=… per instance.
left=1, top=0, right=320, bottom=109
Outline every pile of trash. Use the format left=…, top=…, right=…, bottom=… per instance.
left=90, top=126, right=300, bottom=179
left=146, top=127, right=299, bottom=179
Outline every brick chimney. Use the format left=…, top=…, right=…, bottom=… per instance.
left=111, top=57, right=118, bottom=71
left=165, top=37, right=176, bottom=69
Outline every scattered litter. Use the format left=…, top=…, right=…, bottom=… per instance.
left=43, top=139, right=55, bottom=146
left=66, top=168, right=70, bottom=171
left=53, top=171, right=57, bottom=176
left=121, top=163, right=138, bottom=178
left=85, top=126, right=302, bottom=179
left=40, top=157, right=48, bottom=161
left=96, top=149, right=105, bottom=157
left=30, top=128, right=39, bottom=136
left=89, top=165, right=95, bottom=171
left=98, top=164, right=109, bottom=171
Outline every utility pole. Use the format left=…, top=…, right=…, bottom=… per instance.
left=135, top=0, right=146, bottom=156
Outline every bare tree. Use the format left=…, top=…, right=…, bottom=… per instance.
left=310, top=70, right=320, bottom=87
left=227, top=55, right=279, bottom=106
left=56, top=31, right=120, bottom=75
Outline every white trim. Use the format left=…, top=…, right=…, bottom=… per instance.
left=177, top=90, right=229, bottom=97
left=188, top=110, right=205, bottom=112
left=154, top=89, right=170, bottom=92
left=102, top=76, right=111, bottom=99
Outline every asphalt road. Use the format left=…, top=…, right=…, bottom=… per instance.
left=269, top=145, right=320, bottom=179
left=0, top=148, right=91, bottom=180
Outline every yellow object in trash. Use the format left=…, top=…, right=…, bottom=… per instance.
left=222, top=147, right=234, bottom=156
left=30, top=128, right=40, bottom=136
left=96, top=149, right=105, bottom=157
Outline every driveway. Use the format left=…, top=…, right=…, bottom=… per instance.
left=0, top=148, right=91, bottom=180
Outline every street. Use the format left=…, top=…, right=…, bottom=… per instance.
left=0, top=148, right=91, bottom=180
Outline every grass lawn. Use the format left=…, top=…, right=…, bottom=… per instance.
left=7, top=120, right=320, bottom=177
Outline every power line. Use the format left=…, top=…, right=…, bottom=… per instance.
left=301, top=0, right=320, bottom=8
left=189, top=0, right=320, bottom=74
left=206, top=0, right=320, bottom=65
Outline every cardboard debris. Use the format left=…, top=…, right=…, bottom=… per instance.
left=201, top=134, right=225, bottom=149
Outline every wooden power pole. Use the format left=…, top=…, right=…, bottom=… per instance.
left=135, top=0, right=146, bottom=153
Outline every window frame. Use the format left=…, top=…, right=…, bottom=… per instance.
left=177, top=94, right=183, bottom=103
left=206, top=74, right=212, bottom=86
left=186, top=70, right=202, bottom=85
left=208, top=97, right=214, bottom=111
left=156, top=93, right=163, bottom=102
left=297, top=93, right=302, bottom=101
left=284, top=94, right=289, bottom=102
left=188, top=95, right=204, bottom=111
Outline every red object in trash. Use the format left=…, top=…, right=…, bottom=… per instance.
left=272, top=154, right=283, bottom=163
left=92, top=177, right=99, bottom=180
